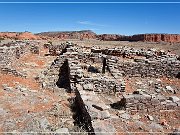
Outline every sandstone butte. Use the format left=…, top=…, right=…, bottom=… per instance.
left=0, top=31, right=180, bottom=43
left=0, top=32, right=41, bottom=40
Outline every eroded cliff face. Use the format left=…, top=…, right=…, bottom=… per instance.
left=0, top=32, right=40, bottom=40
left=130, top=34, right=180, bottom=43
left=98, top=34, right=180, bottom=43
left=1, top=31, right=180, bottom=43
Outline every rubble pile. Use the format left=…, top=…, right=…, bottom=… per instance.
left=48, top=42, right=71, bottom=56
left=0, top=43, right=27, bottom=67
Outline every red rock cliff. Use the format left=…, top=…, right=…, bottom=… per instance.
left=129, top=34, right=180, bottom=42
left=98, top=34, right=180, bottom=43
left=0, top=32, right=40, bottom=40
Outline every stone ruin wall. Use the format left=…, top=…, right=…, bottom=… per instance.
left=0, top=41, right=40, bottom=77
left=40, top=42, right=180, bottom=133
left=43, top=43, right=126, bottom=94
left=91, top=47, right=180, bottom=114
left=43, top=43, right=180, bottom=95
left=0, top=44, right=26, bottom=67
left=40, top=42, right=95, bottom=132
left=121, top=94, right=180, bottom=114
left=41, top=42, right=122, bottom=132
left=91, top=47, right=180, bottom=78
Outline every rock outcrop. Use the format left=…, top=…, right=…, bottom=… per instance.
left=98, top=34, right=180, bottom=43
left=1, top=31, right=180, bottom=43
left=16, top=32, right=40, bottom=40
left=0, top=32, right=40, bottom=40
left=126, top=34, right=180, bottom=43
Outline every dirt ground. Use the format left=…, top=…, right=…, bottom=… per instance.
left=48, top=39, right=180, bottom=55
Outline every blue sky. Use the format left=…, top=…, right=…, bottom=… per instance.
left=0, top=2, right=180, bottom=35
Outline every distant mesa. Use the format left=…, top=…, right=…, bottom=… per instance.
left=36, top=30, right=180, bottom=43
left=0, top=30, right=180, bottom=43
left=0, top=32, right=40, bottom=40
left=36, top=30, right=97, bottom=40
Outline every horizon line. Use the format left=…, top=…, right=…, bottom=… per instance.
left=1, top=31, right=180, bottom=36
left=0, top=2, right=180, bottom=4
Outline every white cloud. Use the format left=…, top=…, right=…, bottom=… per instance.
left=77, top=21, right=107, bottom=27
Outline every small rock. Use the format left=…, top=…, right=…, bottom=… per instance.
left=118, top=110, right=126, bottom=114
left=119, top=113, right=131, bottom=120
left=133, top=89, right=143, bottom=94
left=160, top=119, right=168, bottom=126
left=156, top=79, right=162, bottom=82
left=100, top=110, right=110, bottom=120
left=2, top=84, right=8, bottom=88
left=148, top=80, right=154, bottom=85
left=155, top=89, right=161, bottom=93
left=169, top=96, right=180, bottom=102
left=147, top=115, right=154, bottom=121
left=4, top=86, right=13, bottom=91
left=22, top=93, right=28, bottom=96
left=176, top=101, right=180, bottom=106
left=132, top=114, right=141, bottom=120
left=165, top=86, right=174, bottom=92
left=29, top=89, right=38, bottom=93
left=83, top=83, right=93, bottom=91
left=42, top=82, right=46, bottom=88
left=20, top=87, right=28, bottom=92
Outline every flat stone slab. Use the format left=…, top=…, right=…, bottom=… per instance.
left=92, top=120, right=116, bottom=135
left=119, top=113, right=131, bottom=120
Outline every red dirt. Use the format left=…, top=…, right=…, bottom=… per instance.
left=0, top=74, right=40, bottom=90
